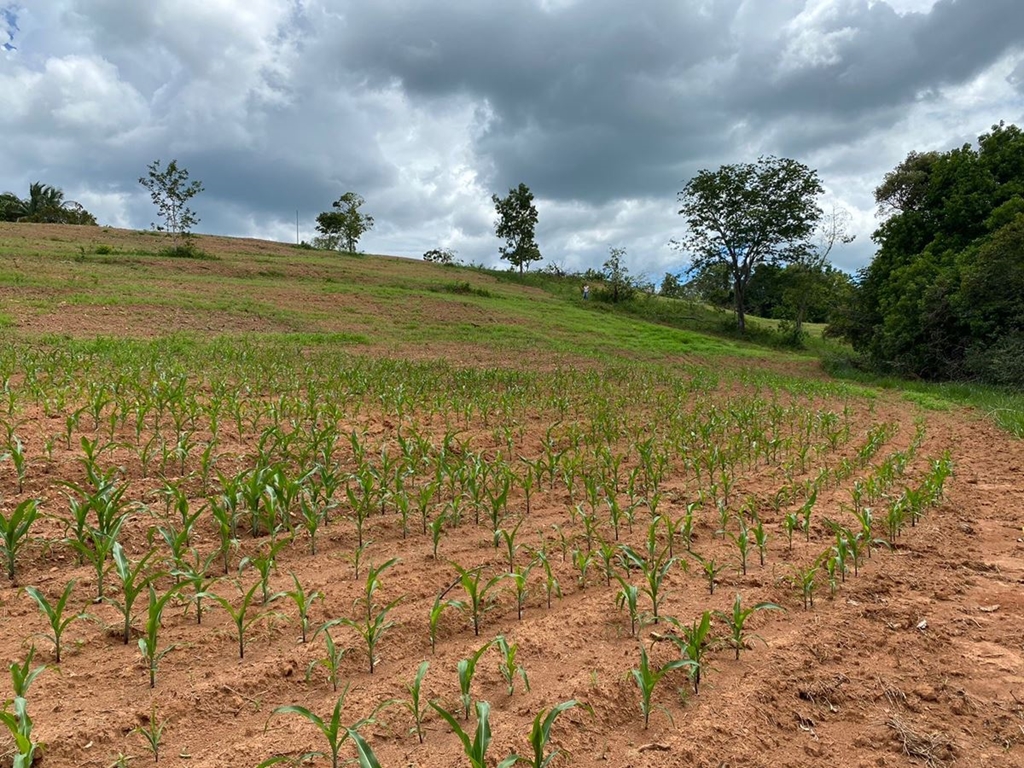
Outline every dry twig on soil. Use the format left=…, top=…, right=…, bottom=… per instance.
left=886, top=713, right=955, bottom=768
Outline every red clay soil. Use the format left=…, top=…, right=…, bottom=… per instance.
left=0, top=385, right=1019, bottom=768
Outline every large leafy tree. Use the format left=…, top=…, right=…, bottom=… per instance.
left=315, top=192, right=374, bottom=253
left=492, top=183, right=541, bottom=274
left=831, top=121, right=1024, bottom=383
left=675, top=156, right=823, bottom=332
left=0, top=182, right=97, bottom=225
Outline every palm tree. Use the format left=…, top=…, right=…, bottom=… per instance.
left=0, top=183, right=97, bottom=225
left=0, top=192, right=25, bottom=222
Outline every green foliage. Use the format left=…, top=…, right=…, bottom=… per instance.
left=714, top=593, right=784, bottom=660
left=423, top=247, right=457, bottom=265
left=264, top=686, right=382, bottom=768
left=832, top=121, right=1024, bottom=384
left=24, top=579, right=89, bottom=663
left=500, top=700, right=587, bottom=768
left=0, top=182, right=98, bottom=225
left=0, top=498, right=39, bottom=581
left=139, top=160, right=204, bottom=245
left=492, top=183, right=541, bottom=274
left=676, top=155, right=824, bottom=331
left=316, top=192, right=374, bottom=253
left=631, top=644, right=694, bottom=729
left=429, top=700, right=496, bottom=768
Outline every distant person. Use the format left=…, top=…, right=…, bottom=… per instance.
left=582, top=283, right=590, bottom=300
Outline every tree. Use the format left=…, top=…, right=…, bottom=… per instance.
left=829, top=121, right=1024, bottom=383
left=139, top=160, right=204, bottom=246
left=492, top=183, right=541, bottom=274
left=659, top=272, right=686, bottom=299
left=600, top=247, right=636, bottom=303
left=315, top=192, right=374, bottom=253
left=0, top=182, right=97, bottom=225
left=675, top=156, right=824, bottom=332
left=423, top=247, right=457, bottom=265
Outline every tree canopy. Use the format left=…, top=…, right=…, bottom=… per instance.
left=675, top=155, right=823, bottom=331
left=315, top=192, right=374, bottom=253
left=139, top=160, right=204, bottom=247
left=828, top=121, right=1024, bottom=385
left=492, top=183, right=541, bottom=274
left=0, top=182, right=97, bottom=225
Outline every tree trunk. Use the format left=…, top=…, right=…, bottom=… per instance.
left=734, top=278, right=746, bottom=333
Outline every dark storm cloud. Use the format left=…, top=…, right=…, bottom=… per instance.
left=2, top=1, right=1022, bottom=274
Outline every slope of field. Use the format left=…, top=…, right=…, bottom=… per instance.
left=0, top=224, right=1021, bottom=768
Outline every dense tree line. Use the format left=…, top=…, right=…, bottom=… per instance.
left=0, top=182, right=96, bottom=225
left=828, top=122, right=1024, bottom=386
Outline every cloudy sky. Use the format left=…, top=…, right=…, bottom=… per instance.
left=2, top=0, right=1023, bottom=278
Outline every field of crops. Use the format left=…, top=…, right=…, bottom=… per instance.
left=0, top=224, right=1022, bottom=768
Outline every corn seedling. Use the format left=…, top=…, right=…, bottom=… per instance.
left=663, top=611, right=714, bottom=694
left=429, top=700, right=496, bottom=768
left=727, top=516, right=751, bottom=576
left=715, top=593, right=784, bottom=660
left=800, top=487, right=817, bottom=541
left=263, top=685, right=382, bottom=768
left=429, top=507, right=448, bottom=560
left=782, top=510, right=799, bottom=551
left=428, top=592, right=464, bottom=654
left=571, top=548, right=594, bottom=591
left=506, top=563, right=532, bottom=621
left=531, top=548, right=561, bottom=609
left=24, top=579, right=90, bottom=662
left=171, top=547, right=218, bottom=625
left=0, top=649, right=41, bottom=768
left=106, top=543, right=160, bottom=644
left=496, top=517, right=525, bottom=573
left=631, top=644, right=694, bottom=729
left=133, top=702, right=166, bottom=763
left=751, top=515, right=768, bottom=567
left=307, top=623, right=348, bottom=692
left=339, top=558, right=402, bottom=673
left=791, top=557, right=821, bottom=609
left=274, top=572, right=322, bottom=643
left=239, top=536, right=290, bottom=606
left=138, top=584, right=180, bottom=688
left=457, top=639, right=496, bottom=720
left=399, top=660, right=430, bottom=744
left=453, top=562, right=504, bottom=637
left=614, top=575, right=642, bottom=637
left=203, top=580, right=279, bottom=660
left=495, top=635, right=529, bottom=696
left=594, top=540, right=618, bottom=587
left=0, top=498, right=38, bottom=581
left=499, top=699, right=586, bottom=768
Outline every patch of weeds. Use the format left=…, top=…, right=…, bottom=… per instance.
left=432, top=281, right=492, bottom=298
left=94, top=244, right=113, bottom=255
left=160, top=243, right=216, bottom=260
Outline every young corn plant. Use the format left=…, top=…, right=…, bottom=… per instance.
left=715, top=593, right=784, bottom=660
left=663, top=611, right=714, bottom=694
left=506, top=563, right=532, bottom=621
left=133, top=702, right=166, bottom=763
left=106, top=542, right=160, bottom=644
left=0, top=498, right=39, bottom=582
left=620, top=545, right=677, bottom=624
left=495, top=635, right=530, bottom=697
left=239, top=536, right=290, bottom=606
left=614, top=575, right=642, bottom=638
left=429, top=700, right=497, bottom=768
left=727, top=516, right=751, bottom=576
left=571, top=548, right=594, bottom=591
left=306, top=622, right=348, bottom=692
left=138, top=584, right=181, bottom=688
left=428, top=592, right=464, bottom=654
left=782, top=509, right=799, bottom=552
left=203, top=580, right=279, bottom=660
left=263, top=685, right=382, bottom=768
left=531, top=548, right=561, bottom=610
left=429, top=507, right=448, bottom=561
left=751, top=515, right=769, bottom=567
left=1, top=647, right=45, bottom=768
left=631, top=644, right=694, bottom=729
left=399, top=660, right=430, bottom=744
left=457, top=639, right=496, bottom=721
left=274, top=572, right=322, bottom=643
left=453, top=563, right=504, bottom=637
left=172, top=547, right=219, bottom=625
left=340, top=558, right=402, bottom=674
left=496, top=517, right=525, bottom=573
left=24, top=579, right=90, bottom=663
left=499, top=700, right=586, bottom=768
